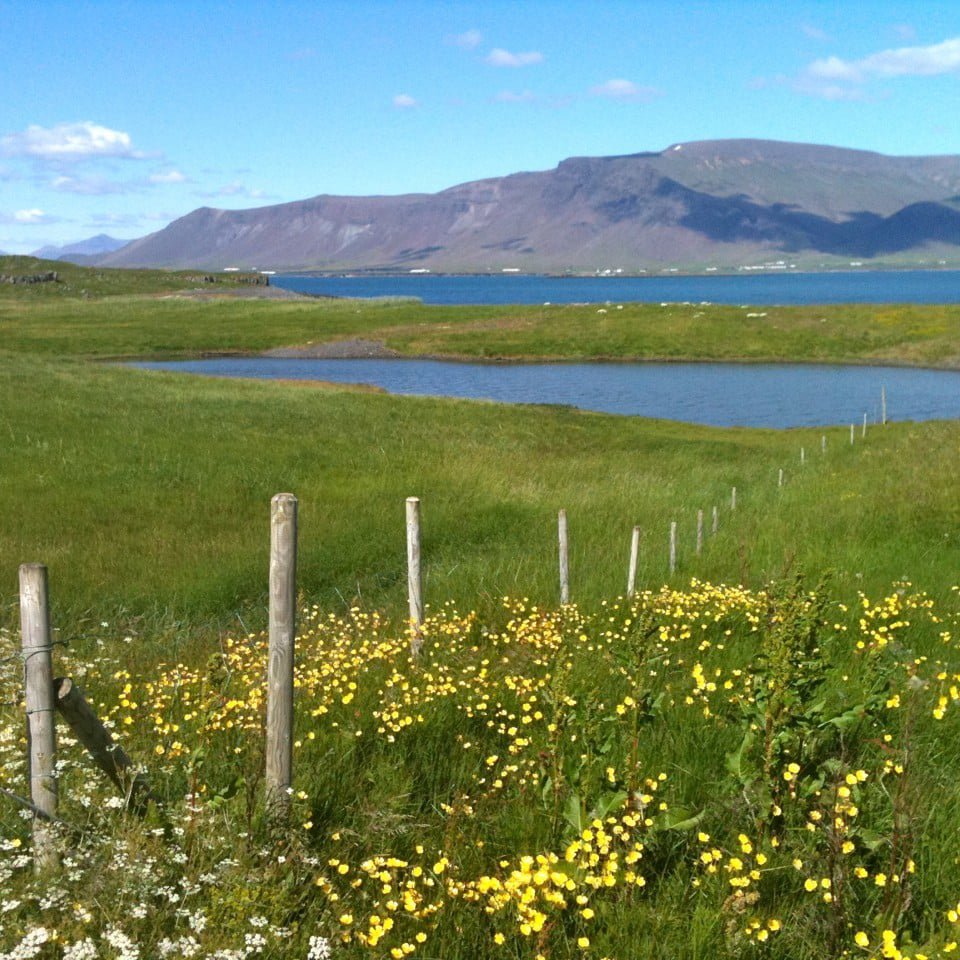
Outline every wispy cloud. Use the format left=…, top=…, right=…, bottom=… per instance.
left=149, top=169, right=189, bottom=184
left=1, top=208, right=60, bottom=225
left=51, top=174, right=129, bottom=195
left=493, top=89, right=539, bottom=104
left=196, top=181, right=273, bottom=201
left=2, top=121, right=145, bottom=160
left=892, top=24, right=917, bottom=42
left=588, top=79, right=660, bottom=102
left=800, top=23, right=832, bottom=42
left=484, top=48, right=544, bottom=68
left=392, top=93, right=419, bottom=109
left=448, top=29, right=483, bottom=49
left=797, top=35, right=960, bottom=97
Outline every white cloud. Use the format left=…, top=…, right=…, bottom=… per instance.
left=800, top=35, right=960, bottom=96
left=51, top=174, right=128, bottom=195
left=149, top=169, right=188, bottom=184
left=494, top=89, right=538, bottom=103
left=392, top=93, right=419, bottom=109
left=800, top=23, right=832, bottom=42
left=1, top=121, right=144, bottom=160
left=484, top=48, right=544, bottom=68
left=588, top=78, right=660, bottom=101
left=448, top=29, right=483, bottom=49
left=197, top=181, right=273, bottom=201
left=1, top=208, right=59, bottom=225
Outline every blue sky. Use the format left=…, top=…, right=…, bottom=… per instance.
left=2, top=0, right=960, bottom=253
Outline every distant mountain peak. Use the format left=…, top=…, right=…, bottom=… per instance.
left=33, top=234, right=131, bottom=263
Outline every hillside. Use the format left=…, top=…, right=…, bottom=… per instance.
left=96, top=139, right=960, bottom=272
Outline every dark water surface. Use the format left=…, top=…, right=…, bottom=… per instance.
left=272, top=270, right=960, bottom=305
left=134, top=358, right=960, bottom=428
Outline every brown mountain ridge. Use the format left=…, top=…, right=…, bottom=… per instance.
left=97, top=139, right=960, bottom=272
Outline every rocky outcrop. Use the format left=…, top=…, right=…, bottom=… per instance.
left=0, top=271, right=59, bottom=284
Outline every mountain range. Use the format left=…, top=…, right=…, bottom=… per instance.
left=33, top=234, right=129, bottom=263
left=95, top=140, right=960, bottom=272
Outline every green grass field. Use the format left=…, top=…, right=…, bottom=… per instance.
left=0, top=260, right=958, bottom=959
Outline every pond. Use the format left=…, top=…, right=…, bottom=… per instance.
left=132, top=358, right=960, bottom=428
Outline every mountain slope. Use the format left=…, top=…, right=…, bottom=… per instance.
left=99, top=140, right=960, bottom=272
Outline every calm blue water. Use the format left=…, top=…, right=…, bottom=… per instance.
left=133, top=359, right=960, bottom=428
left=273, top=270, right=960, bottom=305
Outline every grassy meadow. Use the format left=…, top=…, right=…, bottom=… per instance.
left=0, top=261, right=959, bottom=959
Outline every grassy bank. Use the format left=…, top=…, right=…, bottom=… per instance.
left=2, top=275, right=960, bottom=368
left=2, top=351, right=958, bottom=633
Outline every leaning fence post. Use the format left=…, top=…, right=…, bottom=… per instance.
left=696, top=510, right=704, bottom=555
left=862, top=412, right=867, bottom=437
left=266, top=493, right=297, bottom=818
left=54, top=678, right=152, bottom=814
left=406, top=497, right=424, bottom=654
left=19, top=563, right=59, bottom=872
left=627, top=525, right=641, bottom=598
left=558, top=509, right=570, bottom=604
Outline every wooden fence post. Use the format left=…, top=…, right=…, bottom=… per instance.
left=669, top=521, right=677, bottom=575
left=821, top=435, right=826, bottom=454
left=882, top=386, right=887, bottom=425
left=627, top=525, right=640, bottom=598
left=800, top=447, right=805, bottom=465
left=696, top=510, right=703, bottom=555
left=778, top=468, right=784, bottom=488
left=54, top=678, right=151, bottom=813
left=850, top=423, right=855, bottom=445
left=862, top=412, right=867, bottom=437
left=266, top=493, right=297, bottom=818
left=406, top=497, right=424, bottom=653
left=712, top=505, right=719, bottom=535
left=19, top=563, right=59, bottom=872
left=558, top=509, right=570, bottom=604
left=731, top=486, right=737, bottom=511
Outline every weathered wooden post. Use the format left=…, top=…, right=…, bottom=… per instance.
left=627, top=525, right=640, bottom=598
left=19, top=563, right=58, bottom=872
left=266, top=493, right=298, bottom=818
left=712, top=505, right=719, bottom=535
left=54, top=678, right=151, bottom=813
left=731, top=486, right=737, bottom=511
left=558, top=509, right=570, bottom=604
left=850, top=423, right=855, bottom=445
left=778, top=468, right=784, bottom=488
left=669, top=521, right=677, bottom=575
left=800, top=446, right=805, bottom=465
left=882, top=386, right=887, bottom=425
left=862, top=412, right=867, bottom=437
left=406, top=497, right=424, bottom=654
left=696, top=510, right=704, bottom=555
left=821, top=434, right=827, bottom=454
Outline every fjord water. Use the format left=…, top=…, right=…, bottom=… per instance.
left=272, top=269, right=960, bottom=305
left=134, top=359, right=960, bottom=428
